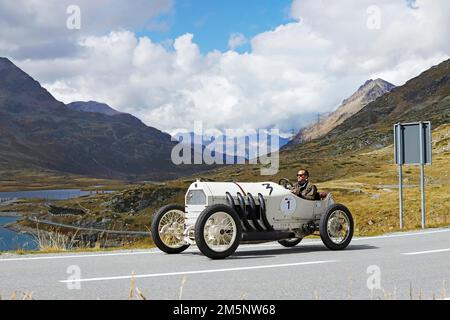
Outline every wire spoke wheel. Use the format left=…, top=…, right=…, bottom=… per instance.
left=326, top=210, right=350, bottom=245
left=158, top=209, right=186, bottom=248
left=151, top=204, right=190, bottom=254
left=204, top=212, right=237, bottom=252
left=320, top=204, right=354, bottom=250
left=195, top=204, right=242, bottom=259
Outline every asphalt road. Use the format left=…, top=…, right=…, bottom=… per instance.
left=1, top=227, right=450, bottom=300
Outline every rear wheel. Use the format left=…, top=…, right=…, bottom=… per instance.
left=151, top=204, right=190, bottom=254
left=195, top=204, right=242, bottom=259
left=278, top=238, right=302, bottom=247
left=319, top=204, right=354, bottom=250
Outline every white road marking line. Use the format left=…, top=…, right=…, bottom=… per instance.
left=352, top=228, right=450, bottom=241
left=0, top=243, right=303, bottom=262
left=59, top=260, right=336, bottom=283
left=402, top=248, right=450, bottom=256
left=0, top=250, right=159, bottom=262
left=0, top=244, right=291, bottom=262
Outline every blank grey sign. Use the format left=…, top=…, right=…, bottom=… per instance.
left=394, top=122, right=432, bottom=165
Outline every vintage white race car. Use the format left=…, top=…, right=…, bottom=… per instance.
left=151, top=178, right=354, bottom=259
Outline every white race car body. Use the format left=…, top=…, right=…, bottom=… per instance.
left=184, top=180, right=335, bottom=242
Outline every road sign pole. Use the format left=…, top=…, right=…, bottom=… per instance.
left=419, top=122, right=426, bottom=229
left=398, top=164, right=403, bottom=230
left=420, top=164, right=425, bottom=229
left=396, top=123, right=404, bottom=230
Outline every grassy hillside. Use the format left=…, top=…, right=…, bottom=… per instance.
left=0, top=169, right=131, bottom=192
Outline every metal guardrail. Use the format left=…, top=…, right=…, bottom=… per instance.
left=26, top=217, right=151, bottom=236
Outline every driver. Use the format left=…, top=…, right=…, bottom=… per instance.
left=291, top=169, right=318, bottom=200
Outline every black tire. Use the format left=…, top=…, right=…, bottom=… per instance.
left=278, top=238, right=302, bottom=247
left=319, top=204, right=354, bottom=250
left=151, top=204, right=190, bottom=254
left=195, top=204, right=242, bottom=259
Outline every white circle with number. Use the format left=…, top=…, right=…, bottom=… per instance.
left=280, top=195, right=296, bottom=215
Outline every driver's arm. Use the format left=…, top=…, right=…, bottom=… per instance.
left=290, top=184, right=300, bottom=196
left=302, top=185, right=318, bottom=200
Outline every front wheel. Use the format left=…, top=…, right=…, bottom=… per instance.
left=151, top=204, right=190, bottom=254
left=319, top=204, right=354, bottom=250
left=278, top=238, right=302, bottom=247
left=195, top=204, right=242, bottom=259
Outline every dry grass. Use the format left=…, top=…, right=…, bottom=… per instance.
left=31, top=223, right=103, bottom=252
left=4, top=236, right=155, bottom=255
left=0, top=291, right=34, bottom=300
left=129, top=272, right=147, bottom=300
left=368, top=280, right=449, bottom=300
left=179, top=276, right=187, bottom=300
left=35, top=230, right=80, bottom=252
left=20, top=222, right=144, bottom=254
left=0, top=168, right=129, bottom=192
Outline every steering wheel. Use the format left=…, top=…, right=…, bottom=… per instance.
left=278, top=178, right=294, bottom=190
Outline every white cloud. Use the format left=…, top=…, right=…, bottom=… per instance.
left=0, top=0, right=173, bottom=59
left=228, top=33, right=248, bottom=50
left=288, top=0, right=450, bottom=83
left=8, top=0, right=450, bottom=134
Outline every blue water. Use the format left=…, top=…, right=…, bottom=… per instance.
left=0, top=217, right=38, bottom=251
left=0, top=189, right=113, bottom=202
left=0, top=188, right=115, bottom=251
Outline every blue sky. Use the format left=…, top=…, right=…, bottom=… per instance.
left=137, top=0, right=294, bottom=53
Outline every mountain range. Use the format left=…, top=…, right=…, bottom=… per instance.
left=288, top=78, right=396, bottom=146
left=1, top=56, right=448, bottom=183
left=285, top=59, right=449, bottom=154
left=321, top=59, right=450, bottom=153
left=171, top=131, right=293, bottom=163
left=0, top=57, right=209, bottom=181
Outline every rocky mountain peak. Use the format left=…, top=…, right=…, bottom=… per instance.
left=67, top=101, right=122, bottom=116
left=288, top=78, right=396, bottom=146
left=0, top=57, right=63, bottom=110
left=343, top=78, right=395, bottom=105
left=0, top=57, right=15, bottom=70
